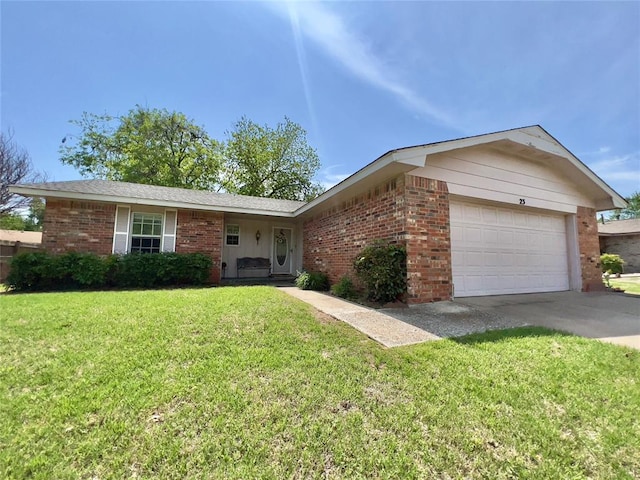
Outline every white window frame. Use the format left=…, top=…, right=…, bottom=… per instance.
left=225, top=224, right=240, bottom=247
left=130, top=212, right=164, bottom=254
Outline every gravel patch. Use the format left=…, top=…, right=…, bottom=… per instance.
left=380, top=301, right=530, bottom=338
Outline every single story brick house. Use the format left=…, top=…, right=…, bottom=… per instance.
left=599, top=218, right=640, bottom=273
left=10, top=126, right=626, bottom=303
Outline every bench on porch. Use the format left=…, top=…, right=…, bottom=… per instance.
left=236, top=257, right=271, bottom=278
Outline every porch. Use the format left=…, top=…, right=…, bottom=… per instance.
left=221, top=214, right=302, bottom=281
left=220, top=274, right=296, bottom=287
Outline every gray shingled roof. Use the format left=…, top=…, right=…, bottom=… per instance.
left=598, top=218, right=640, bottom=235
left=13, top=180, right=306, bottom=214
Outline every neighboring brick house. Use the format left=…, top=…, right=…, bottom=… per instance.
left=599, top=218, right=640, bottom=273
left=10, top=125, right=627, bottom=303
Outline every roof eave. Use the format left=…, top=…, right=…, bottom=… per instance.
left=295, top=151, right=425, bottom=216
left=8, top=185, right=297, bottom=218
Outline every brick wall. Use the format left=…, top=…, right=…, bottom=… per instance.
left=43, top=199, right=224, bottom=284
left=43, top=199, right=116, bottom=255
left=176, top=210, right=224, bottom=283
left=302, top=174, right=452, bottom=304
left=404, top=175, right=452, bottom=303
left=576, top=206, right=606, bottom=291
left=302, top=175, right=407, bottom=284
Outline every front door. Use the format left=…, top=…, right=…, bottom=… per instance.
left=272, top=228, right=292, bottom=275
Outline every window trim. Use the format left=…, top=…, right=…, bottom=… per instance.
left=225, top=224, right=240, bottom=247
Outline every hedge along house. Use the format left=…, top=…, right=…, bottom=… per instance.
left=10, top=126, right=626, bottom=303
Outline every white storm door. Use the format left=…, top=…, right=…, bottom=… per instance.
left=450, top=201, right=570, bottom=297
left=272, top=228, right=292, bottom=274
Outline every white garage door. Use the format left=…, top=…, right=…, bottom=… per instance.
left=450, top=201, right=570, bottom=297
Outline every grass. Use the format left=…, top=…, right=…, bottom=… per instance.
left=1, top=287, right=639, bottom=479
left=607, top=275, right=640, bottom=295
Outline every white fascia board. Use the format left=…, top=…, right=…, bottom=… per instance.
left=8, top=185, right=297, bottom=218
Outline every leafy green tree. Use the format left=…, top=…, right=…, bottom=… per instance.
left=24, top=198, right=45, bottom=230
left=223, top=116, right=323, bottom=201
left=620, top=191, right=640, bottom=219
left=0, top=199, right=44, bottom=231
left=60, top=106, right=223, bottom=190
left=0, top=213, right=27, bottom=230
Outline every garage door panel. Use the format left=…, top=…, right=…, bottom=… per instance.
left=482, top=208, right=498, bottom=224
left=451, top=201, right=570, bottom=297
left=483, top=228, right=499, bottom=244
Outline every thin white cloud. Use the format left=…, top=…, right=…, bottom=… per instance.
left=590, top=152, right=639, bottom=172
left=270, top=2, right=455, bottom=127
left=318, top=164, right=350, bottom=190
left=589, top=150, right=640, bottom=195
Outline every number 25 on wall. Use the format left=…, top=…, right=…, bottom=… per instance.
left=519, top=198, right=526, bottom=205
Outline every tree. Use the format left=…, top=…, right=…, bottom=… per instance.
left=0, top=213, right=27, bottom=230
left=223, top=116, right=323, bottom=201
left=60, top=106, right=223, bottom=190
left=0, top=130, right=42, bottom=216
left=620, top=191, right=640, bottom=219
left=0, top=199, right=44, bottom=231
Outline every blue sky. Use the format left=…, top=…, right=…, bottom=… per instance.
left=2, top=1, right=639, bottom=199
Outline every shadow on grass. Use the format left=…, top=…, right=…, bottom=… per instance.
left=452, top=326, right=574, bottom=345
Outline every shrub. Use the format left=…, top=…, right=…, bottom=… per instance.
left=353, top=241, right=406, bottom=304
left=6, top=251, right=212, bottom=292
left=295, top=270, right=330, bottom=291
left=331, top=276, right=358, bottom=300
left=600, top=253, right=625, bottom=275
left=6, top=252, right=52, bottom=291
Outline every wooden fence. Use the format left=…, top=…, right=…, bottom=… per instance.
left=0, top=241, right=43, bottom=284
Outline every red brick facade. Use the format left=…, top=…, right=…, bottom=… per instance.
left=42, top=200, right=224, bottom=284
left=303, top=174, right=453, bottom=304
left=577, top=206, right=606, bottom=292
left=40, top=189, right=604, bottom=300
left=404, top=176, right=452, bottom=303
left=43, top=199, right=116, bottom=255
left=302, top=175, right=406, bottom=283
left=175, top=210, right=224, bottom=283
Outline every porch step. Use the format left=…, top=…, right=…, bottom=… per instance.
left=220, top=275, right=296, bottom=287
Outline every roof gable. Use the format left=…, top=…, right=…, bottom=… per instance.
left=299, top=125, right=626, bottom=215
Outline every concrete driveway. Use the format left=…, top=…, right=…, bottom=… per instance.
left=382, top=291, right=640, bottom=349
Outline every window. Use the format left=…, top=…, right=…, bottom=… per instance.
left=131, top=213, right=163, bottom=253
left=225, top=224, right=240, bottom=246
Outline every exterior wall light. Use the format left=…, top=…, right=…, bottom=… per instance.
left=256, top=230, right=261, bottom=244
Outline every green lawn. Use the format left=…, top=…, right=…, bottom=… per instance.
left=1, top=287, right=638, bottom=479
left=608, top=276, right=640, bottom=295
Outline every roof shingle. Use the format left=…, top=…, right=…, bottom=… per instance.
left=12, top=180, right=306, bottom=214
left=598, top=218, right=640, bottom=235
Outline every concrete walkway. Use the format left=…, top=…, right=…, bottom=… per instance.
left=279, top=287, right=439, bottom=347
left=281, top=287, right=640, bottom=350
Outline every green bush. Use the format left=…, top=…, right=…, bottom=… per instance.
left=7, top=251, right=212, bottom=292
left=6, top=252, right=51, bottom=291
left=331, top=276, right=358, bottom=300
left=353, top=241, right=407, bottom=304
left=295, top=270, right=330, bottom=291
left=600, top=253, right=625, bottom=275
